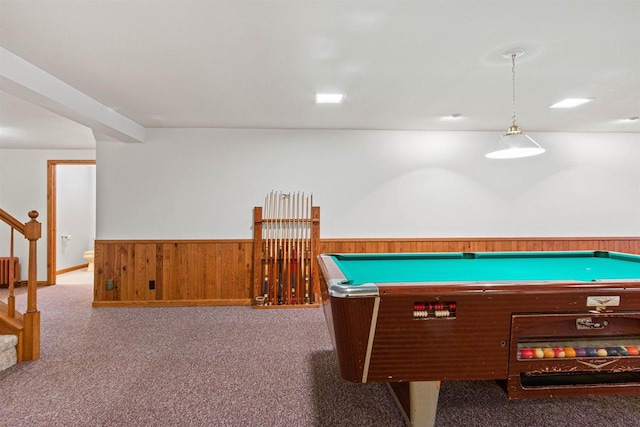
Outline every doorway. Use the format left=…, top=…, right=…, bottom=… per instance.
left=47, top=160, right=96, bottom=285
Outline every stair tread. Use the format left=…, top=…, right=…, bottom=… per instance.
left=0, top=334, right=18, bottom=352
left=0, top=339, right=17, bottom=372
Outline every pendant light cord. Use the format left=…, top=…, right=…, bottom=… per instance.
left=511, top=53, right=517, bottom=127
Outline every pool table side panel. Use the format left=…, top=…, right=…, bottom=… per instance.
left=327, top=296, right=376, bottom=383
left=319, top=254, right=346, bottom=352
left=319, top=257, right=377, bottom=383
left=367, top=290, right=511, bottom=382
left=366, top=285, right=640, bottom=383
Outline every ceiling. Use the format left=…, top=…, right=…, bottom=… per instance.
left=0, top=0, right=639, bottom=150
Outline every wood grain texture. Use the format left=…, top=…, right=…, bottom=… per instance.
left=94, top=237, right=640, bottom=307
left=365, top=286, right=640, bottom=383
left=94, top=240, right=253, bottom=307
left=326, top=296, right=376, bottom=383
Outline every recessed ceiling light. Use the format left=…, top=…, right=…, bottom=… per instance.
left=315, top=93, right=345, bottom=104
left=549, top=98, right=594, bottom=109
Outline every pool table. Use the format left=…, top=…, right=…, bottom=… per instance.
left=318, top=251, right=640, bottom=427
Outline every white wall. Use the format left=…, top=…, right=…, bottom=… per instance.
left=97, top=129, right=640, bottom=239
left=56, top=164, right=96, bottom=270
left=0, top=149, right=96, bottom=280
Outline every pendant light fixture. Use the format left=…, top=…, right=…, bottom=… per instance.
left=486, top=48, right=545, bottom=159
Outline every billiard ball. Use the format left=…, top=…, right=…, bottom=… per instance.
left=553, top=348, right=565, bottom=358
left=626, top=346, right=639, bottom=356
left=533, top=348, right=544, bottom=358
left=543, top=348, right=555, bottom=358
left=585, top=348, right=597, bottom=357
left=564, top=347, right=576, bottom=358
left=575, top=348, right=587, bottom=357
left=520, top=348, right=533, bottom=359
left=616, top=346, right=629, bottom=356
left=604, top=347, right=619, bottom=356
left=596, top=348, right=608, bottom=357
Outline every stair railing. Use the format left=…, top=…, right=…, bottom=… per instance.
left=0, top=208, right=41, bottom=361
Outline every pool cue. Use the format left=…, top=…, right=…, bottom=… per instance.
left=263, top=193, right=269, bottom=302
left=299, top=192, right=304, bottom=304
left=293, top=193, right=298, bottom=304
left=284, top=192, right=289, bottom=304
left=297, top=192, right=302, bottom=303
left=270, top=191, right=277, bottom=304
left=309, top=193, right=313, bottom=303
left=282, top=193, right=289, bottom=305
left=265, top=192, right=271, bottom=304
left=287, top=192, right=293, bottom=304
left=277, top=192, right=284, bottom=305
left=298, top=192, right=303, bottom=304
left=271, top=191, right=278, bottom=306
left=274, top=192, right=278, bottom=305
left=273, top=191, right=278, bottom=305
left=286, top=192, right=292, bottom=304
left=295, top=192, right=304, bottom=304
left=304, top=193, right=310, bottom=304
left=291, top=192, right=298, bottom=304
left=288, top=193, right=293, bottom=304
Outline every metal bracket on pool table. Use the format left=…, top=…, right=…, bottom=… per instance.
left=387, top=381, right=440, bottom=427
left=327, top=279, right=380, bottom=298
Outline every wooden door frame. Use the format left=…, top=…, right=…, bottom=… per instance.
left=47, top=159, right=96, bottom=285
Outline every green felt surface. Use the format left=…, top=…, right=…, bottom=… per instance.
left=331, top=251, right=640, bottom=285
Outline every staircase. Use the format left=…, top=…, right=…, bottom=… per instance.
left=0, top=208, right=42, bottom=366
left=0, top=334, right=18, bottom=372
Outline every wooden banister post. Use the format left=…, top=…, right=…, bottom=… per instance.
left=8, top=228, right=15, bottom=318
left=24, top=211, right=41, bottom=313
left=22, top=210, right=41, bottom=361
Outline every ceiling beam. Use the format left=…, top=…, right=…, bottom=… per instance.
left=0, top=47, right=145, bottom=143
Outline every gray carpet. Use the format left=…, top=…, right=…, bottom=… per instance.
left=1, top=283, right=639, bottom=426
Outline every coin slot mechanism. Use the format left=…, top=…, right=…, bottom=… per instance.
left=413, top=302, right=456, bottom=319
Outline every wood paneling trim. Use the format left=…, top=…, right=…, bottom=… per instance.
left=319, top=238, right=640, bottom=255
left=47, top=160, right=96, bottom=285
left=94, top=237, right=640, bottom=307
left=92, top=299, right=251, bottom=308
left=320, top=237, right=640, bottom=242
left=56, top=264, right=88, bottom=275
left=97, top=239, right=252, bottom=244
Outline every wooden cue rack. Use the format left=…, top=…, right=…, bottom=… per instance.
left=252, top=194, right=320, bottom=309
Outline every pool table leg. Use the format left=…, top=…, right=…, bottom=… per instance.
left=387, top=381, right=440, bottom=427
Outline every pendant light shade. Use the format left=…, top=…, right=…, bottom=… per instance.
left=486, top=48, right=545, bottom=159
left=486, top=125, right=546, bottom=159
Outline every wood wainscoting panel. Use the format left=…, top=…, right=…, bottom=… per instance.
left=94, top=237, right=639, bottom=307
left=94, top=240, right=253, bottom=307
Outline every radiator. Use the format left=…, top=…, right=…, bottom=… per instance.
left=0, top=257, right=19, bottom=286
